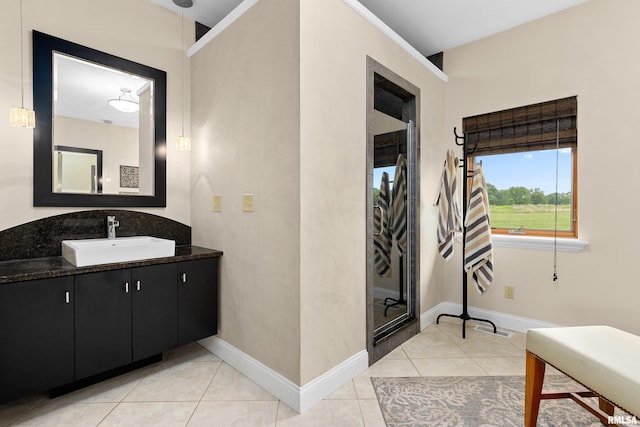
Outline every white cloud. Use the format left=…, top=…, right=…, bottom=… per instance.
left=523, top=153, right=533, bottom=159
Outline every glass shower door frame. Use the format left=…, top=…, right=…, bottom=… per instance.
left=373, top=120, right=415, bottom=341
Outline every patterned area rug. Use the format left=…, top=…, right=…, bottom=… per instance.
left=372, top=375, right=630, bottom=427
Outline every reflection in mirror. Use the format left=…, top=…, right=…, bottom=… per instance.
left=372, top=110, right=409, bottom=336
left=53, top=145, right=103, bottom=194
left=53, top=53, right=153, bottom=196
left=33, top=31, right=167, bottom=207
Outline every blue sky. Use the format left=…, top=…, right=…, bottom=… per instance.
left=373, top=148, right=571, bottom=195
left=476, top=149, right=571, bottom=195
left=373, top=166, right=395, bottom=192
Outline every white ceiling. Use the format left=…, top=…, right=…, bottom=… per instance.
left=151, top=0, right=589, bottom=57
left=55, top=54, right=150, bottom=128
left=59, top=0, right=590, bottom=127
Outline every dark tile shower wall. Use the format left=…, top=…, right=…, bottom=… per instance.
left=0, top=210, right=191, bottom=261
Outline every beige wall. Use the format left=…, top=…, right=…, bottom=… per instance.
left=0, top=0, right=191, bottom=229
left=189, top=0, right=302, bottom=383
left=299, top=0, right=446, bottom=384
left=444, top=0, right=640, bottom=334
left=190, top=0, right=446, bottom=386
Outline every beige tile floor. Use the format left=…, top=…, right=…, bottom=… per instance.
left=0, top=320, right=544, bottom=426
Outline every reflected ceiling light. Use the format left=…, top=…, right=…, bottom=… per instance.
left=174, top=0, right=192, bottom=151
left=108, top=88, right=139, bottom=113
left=10, top=0, right=35, bottom=128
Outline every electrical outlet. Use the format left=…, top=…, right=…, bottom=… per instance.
left=504, top=286, right=515, bottom=299
left=243, top=194, right=254, bottom=212
left=212, top=195, right=222, bottom=212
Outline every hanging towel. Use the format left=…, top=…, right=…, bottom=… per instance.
left=374, top=172, right=392, bottom=276
left=434, top=149, right=462, bottom=260
left=392, top=154, right=408, bottom=255
left=464, top=162, right=493, bottom=294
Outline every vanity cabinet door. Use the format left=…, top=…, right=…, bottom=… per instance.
left=177, top=258, right=218, bottom=345
left=75, top=269, right=132, bottom=380
left=131, top=264, right=178, bottom=362
left=0, top=277, right=74, bottom=404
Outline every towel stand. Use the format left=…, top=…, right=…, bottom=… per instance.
left=436, top=127, right=497, bottom=339
left=383, top=253, right=406, bottom=315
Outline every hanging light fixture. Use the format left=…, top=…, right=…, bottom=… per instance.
left=10, top=0, right=35, bottom=128
left=174, top=0, right=192, bottom=151
left=108, top=88, right=140, bottom=113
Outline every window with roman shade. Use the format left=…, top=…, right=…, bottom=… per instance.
left=463, top=96, right=578, bottom=238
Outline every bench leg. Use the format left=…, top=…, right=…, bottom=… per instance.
left=525, top=351, right=546, bottom=427
left=598, top=398, right=615, bottom=425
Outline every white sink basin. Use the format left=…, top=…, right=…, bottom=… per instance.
left=62, top=236, right=176, bottom=267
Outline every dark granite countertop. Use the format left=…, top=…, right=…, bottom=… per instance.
left=0, top=246, right=222, bottom=285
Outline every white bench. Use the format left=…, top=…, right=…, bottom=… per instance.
left=525, top=326, right=640, bottom=426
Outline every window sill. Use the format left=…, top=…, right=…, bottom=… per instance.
left=491, top=234, right=589, bottom=253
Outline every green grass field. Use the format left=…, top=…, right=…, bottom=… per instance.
left=488, top=204, right=572, bottom=231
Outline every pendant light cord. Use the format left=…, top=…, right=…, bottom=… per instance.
left=553, top=119, right=560, bottom=282
left=180, top=7, right=185, bottom=137
left=19, top=0, right=25, bottom=108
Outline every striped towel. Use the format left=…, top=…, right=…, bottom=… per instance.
left=374, top=172, right=392, bottom=276
left=464, top=162, right=493, bottom=294
left=392, top=154, right=408, bottom=255
left=434, top=149, right=462, bottom=260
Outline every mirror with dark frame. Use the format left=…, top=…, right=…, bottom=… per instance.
left=33, top=31, right=167, bottom=207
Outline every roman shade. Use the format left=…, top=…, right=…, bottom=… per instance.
left=463, top=96, right=577, bottom=156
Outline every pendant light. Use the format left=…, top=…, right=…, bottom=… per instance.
left=174, top=0, right=192, bottom=151
left=9, top=0, right=35, bottom=128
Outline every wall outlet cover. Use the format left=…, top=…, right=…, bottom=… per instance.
left=504, top=286, right=515, bottom=299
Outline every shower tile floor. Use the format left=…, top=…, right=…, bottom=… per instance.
left=0, top=319, right=536, bottom=426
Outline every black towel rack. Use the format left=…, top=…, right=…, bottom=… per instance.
left=436, top=127, right=497, bottom=339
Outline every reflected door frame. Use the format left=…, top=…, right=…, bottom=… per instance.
left=53, top=145, right=103, bottom=194
left=366, top=57, right=420, bottom=365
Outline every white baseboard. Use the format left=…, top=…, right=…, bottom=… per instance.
left=198, top=304, right=554, bottom=413
left=299, top=349, right=368, bottom=412
left=198, top=336, right=368, bottom=413
left=421, top=301, right=560, bottom=333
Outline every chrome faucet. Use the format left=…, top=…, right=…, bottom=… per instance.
left=107, top=216, right=119, bottom=239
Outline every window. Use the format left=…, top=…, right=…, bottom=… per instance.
left=463, top=96, right=577, bottom=238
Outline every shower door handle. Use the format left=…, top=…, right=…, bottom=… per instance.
left=374, top=205, right=384, bottom=236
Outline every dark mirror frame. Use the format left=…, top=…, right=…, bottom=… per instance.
left=32, top=31, right=167, bottom=207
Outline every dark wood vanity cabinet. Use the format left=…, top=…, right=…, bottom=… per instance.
left=0, top=255, right=218, bottom=404
left=0, top=277, right=74, bottom=403
left=75, top=264, right=180, bottom=379
left=75, top=269, right=133, bottom=379
left=131, top=263, right=178, bottom=361
left=178, top=259, right=218, bottom=345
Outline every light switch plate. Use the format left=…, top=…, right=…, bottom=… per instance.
left=212, top=195, right=222, bottom=212
left=243, top=194, right=254, bottom=212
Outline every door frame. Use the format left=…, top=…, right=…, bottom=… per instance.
left=366, top=56, right=421, bottom=365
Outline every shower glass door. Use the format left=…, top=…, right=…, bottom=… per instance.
left=367, top=57, right=419, bottom=364
left=372, top=118, right=415, bottom=340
